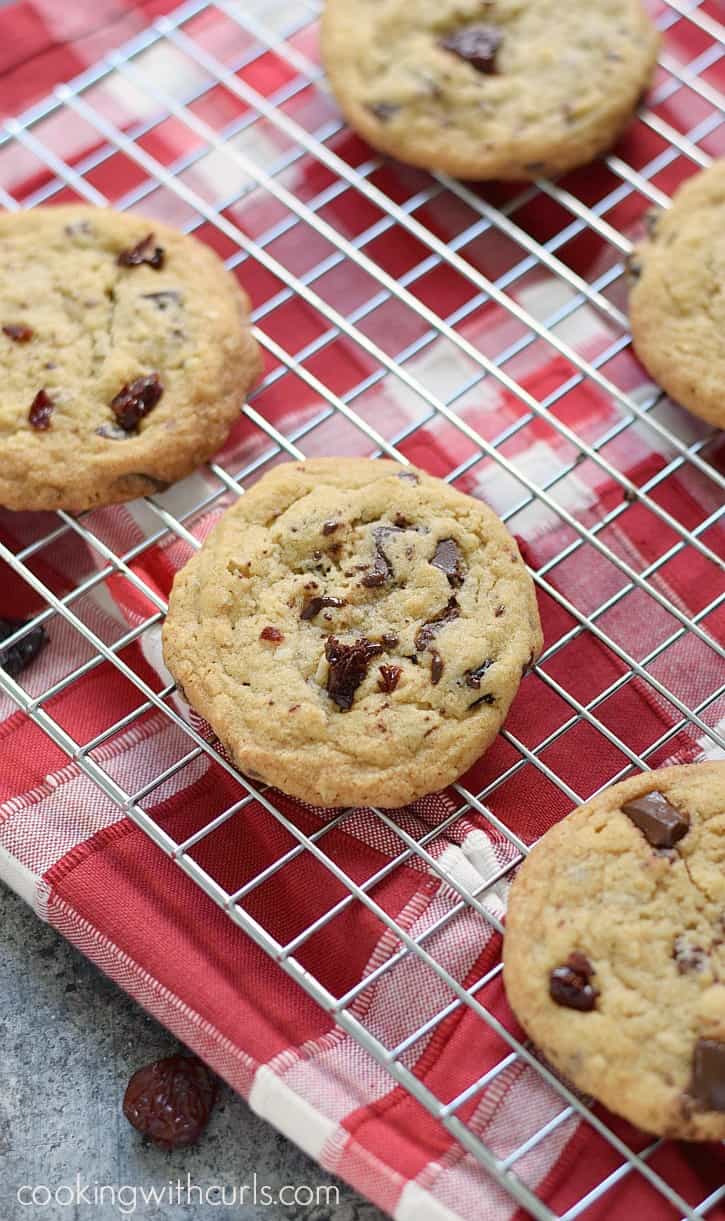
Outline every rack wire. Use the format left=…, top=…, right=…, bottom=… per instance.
left=0, top=0, right=724, bottom=1217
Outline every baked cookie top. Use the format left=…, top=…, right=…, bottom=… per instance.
left=629, top=160, right=725, bottom=429
left=162, top=458, right=543, bottom=809
left=321, top=0, right=659, bottom=180
left=0, top=207, right=261, bottom=512
left=504, top=762, right=725, bottom=1141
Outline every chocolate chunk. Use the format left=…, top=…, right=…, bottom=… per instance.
left=325, top=636, right=383, bottom=710
left=141, top=290, right=181, bottom=310
left=430, top=650, right=444, bottom=685
left=117, top=232, right=165, bottom=269
left=28, top=389, right=54, bottom=430
left=396, top=470, right=419, bottom=484
left=0, top=617, right=47, bottom=677
left=494, top=604, right=505, bottom=617
left=465, top=659, right=493, bottom=689
left=380, top=632, right=399, bottom=649
left=430, top=538, right=464, bottom=586
left=393, top=513, right=410, bottom=528
left=300, top=595, right=345, bottom=620
left=673, top=936, right=708, bottom=975
left=690, top=1039, right=725, bottom=1112
left=439, top=24, right=502, bottom=74
left=260, top=626, right=283, bottom=643
left=368, top=102, right=400, bottom=122
left=549, top=952, right=599, bottom=1012
left=361, top=525, right=405, bottom=588
left=361, top=562, right=387, bottom=588
left=3, top=323, right=33, bottom=343
left=110, top=373, right=163, bottom=432
left=322, top=520, right=340, bottom=535
left=415, top=597, right=460, bottom=651
left=621, top=791, right=689, bottom=849
left=378, top=664, right=401, bottom=693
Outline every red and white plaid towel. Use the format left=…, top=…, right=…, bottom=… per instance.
left=1, top=2, right=724, bottom=1218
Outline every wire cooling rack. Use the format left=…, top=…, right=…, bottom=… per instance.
left=0, top=1, right=724, bottom=1217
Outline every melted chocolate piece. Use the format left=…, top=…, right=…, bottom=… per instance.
left=322, top=520, right=340, bottom=535
left=380, top=632, right=399, bottom=649
left=325, top=636, right=383, bottom=710
left=439, top=24, right=502, bottom=74
left=690, top=1039, right=725, bottom=1112
left=549, top=952, right=599, bottom=1012
left=0, top=617, right=47, bottom=677
left=28, top=389, right=54, bottom=430
left=469, top=692, right=495, bottom=708
left=368, top=102, right=400, bottom=122
left=621, top=791, right=689, bottom=849
left=430, top=538, right=464, bottom=586
left=378, top=664, right=401, bottom=693
left=300, top=595, right=345, bottom=621
left=117, top=232, right=165, bottom=269
left=111, top=373, right=164, bottom=431
left=673, top=936, right=708, bottom=974
left=141, top=290, right=181, bottom=310
left=3, top=323, right=33, bottom=343
left=430, top=650, right=444, bottom=685
left=361, top=525, right=404, bottom=588
left=396, top=470, right=419, bottom=484
left=415, top=597, right=460, bottom=651
left=260, top=626, right=283, bottom=642
left=64, top=220, right=93, bottom=237
left=465, top=659, right=493, bottom=689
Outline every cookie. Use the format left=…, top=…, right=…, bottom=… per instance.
left=162, top=458, right=543, bottom=809
left=321, top=0, right=659, bottom=181
left=503, top=762, right=725, bottom=1141
left=0, top=207, right=262, bottom=512
left=629, top=161, right=725, bottom=429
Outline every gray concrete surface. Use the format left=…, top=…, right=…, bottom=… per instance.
left=0, top=883, right=386, bottom=1221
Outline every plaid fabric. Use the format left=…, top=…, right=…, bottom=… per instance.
left=1, top=1, right=724, bottom=1218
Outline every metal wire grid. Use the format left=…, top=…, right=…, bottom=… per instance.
left=0, top=0, right=724, bottom=1216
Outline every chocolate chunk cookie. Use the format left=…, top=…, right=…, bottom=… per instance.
left=629, top=161, right=725, bottom=429
left=504, top=762, right=725, bottom=1141
left=162, top=458, right=542, bottom=808
left=0, top=207, right=262, bottom=511
left=321, top=0, right=659, bottom=181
